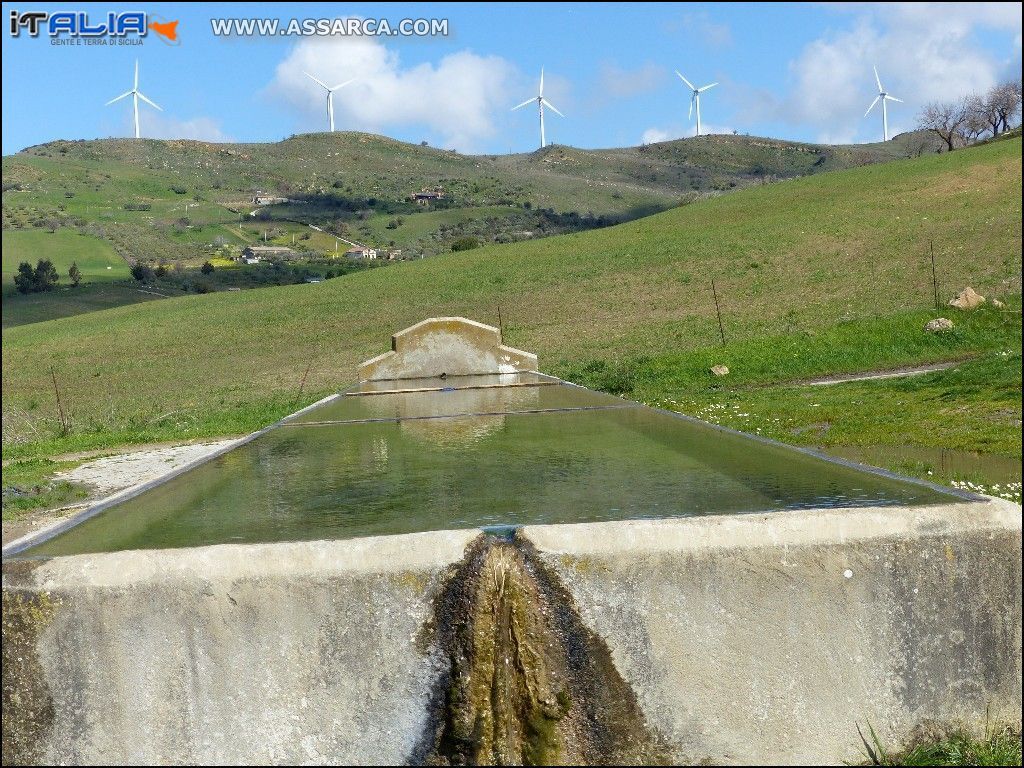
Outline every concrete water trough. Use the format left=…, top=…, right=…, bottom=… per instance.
left=2, top=317, right=1021, bottom=765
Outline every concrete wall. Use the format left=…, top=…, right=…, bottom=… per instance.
left=2, top=530, right=478, bottom=766
left=3, top=499, right=1021, bottom=765
left=358, top=317, right=538, bottom=381
left=523, top=499, right=1023, bottom=765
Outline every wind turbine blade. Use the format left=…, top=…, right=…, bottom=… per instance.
left=105, top=90, right=132, bottom=106
left=137, top=91, right=162, bottom=111
left=676, top=71, right=695, bottom=90
left=688, top=96, right=694, bottom=121
left=539, top=67, right=544, bottom=97
left=541, top=98, right=563, bottom=117
left=885, top=95, right=903, bottom=103
left=873, top=65, right=883, bottom=92
left=329, top=78, right=355, bottom=92
left=134, top=59, right=139, bottom=90
left=864, top=95, right=880, bottom=117
left=511, top=98, right=535, bottom=111
left=304, top=72, right=329, bottom=90
left=698, top=82, right=719, bottom=92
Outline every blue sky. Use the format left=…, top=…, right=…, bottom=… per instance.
left=2, top=2, right=1021, bottom=155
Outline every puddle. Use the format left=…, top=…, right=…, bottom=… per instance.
left=820, top=444, right=1022, bottom=486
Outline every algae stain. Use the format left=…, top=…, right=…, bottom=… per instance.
left=2, top=575, right=58, bottom=767
left=414, top=536, right=669, bottom=766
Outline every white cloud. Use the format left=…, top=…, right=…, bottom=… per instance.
left=746, top=3, right=1022, bottom=143
left=642, top=127, right=673, bottom=145
left=642, top=122, right=735, bottom=144
left=267, top=36, right=516, bottom=151
left=144, top=115, right=234, bottom=143
left=107, top=107, right=233, bottom=143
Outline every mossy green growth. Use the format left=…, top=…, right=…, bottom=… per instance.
left=1, top=581, right=57, bottom=766
left=421, top=537, right=668, bottom=766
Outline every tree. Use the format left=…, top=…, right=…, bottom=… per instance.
left=991, top=78, right=1022, bottom=134
left=33, top=259, right=59, bottom=291
left=13, top=262, right=34, bottom=294
left=130, top=263, right=153, bottom=281
left=918, top=98, right=971, bottom=152
left=68, top=261, right=82, bottom=287
left=963, top=94, right=990, bottom=143
left=200, top=261, right=215, bottom=275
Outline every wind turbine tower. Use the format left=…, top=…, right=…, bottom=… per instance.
left=105, top=60, right=162, bottom=139
left=512, top=68, right=564, bottom=149
left=676, top=71, right=717, bottom=137
left=864, top=66, right=902, bottom=141
left=304, top=72, right=355, bottom=132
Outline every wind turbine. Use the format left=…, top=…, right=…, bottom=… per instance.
left=864, top=66, right=902, bottom=141
left=105, top=60, right=162, bottom=139
left=304, top=72, right=354, bottom=132
left=676, top=72, right=717, bottom=137
left=512, top=68, right=564, bottom=149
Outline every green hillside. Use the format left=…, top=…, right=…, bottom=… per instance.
left=3, top=130, right=934, bottom=264
left=3, top=138, right=1020, bottom=475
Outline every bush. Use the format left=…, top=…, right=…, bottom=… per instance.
left=13, top=259, right=60, bottom=293
left=13, top=262, right=35, bottom=294
left=130, top=263, right=154, bottom=281
left=451, top=236, right=480, bottom=252
left=200, top=261, right=214, bottom=275
left=68, top=261, right=82, bottom=287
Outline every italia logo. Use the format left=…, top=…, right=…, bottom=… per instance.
left=9, top=11, right=179, bottom=44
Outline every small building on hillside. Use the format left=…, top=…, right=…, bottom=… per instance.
left=344, top=246, right=379, bottom=260
left=240, top=245, right=295, bottom=264
left=410, top=187, right=445, bottom=206
left=251, top=192, right=290, bottom=206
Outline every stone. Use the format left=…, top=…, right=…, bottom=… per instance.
left=948, top=287, right=985, bottom=310
left=710, top=365, right=730, bottom=376
left=992, top=298, right=1006, bottom=309
left=924, top=318, right=954, bottom=333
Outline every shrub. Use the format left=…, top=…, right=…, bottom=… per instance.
left=14, top=259, right=60, bottom=293
left=130, top=263, right=153, bottom=281
left=200, top=261, right=215, bottom=275
left=68, top=261, right=82, bottom=287
left=13, top=262, right=35, bottom=294
left=451, top=236, right=480, bottom=252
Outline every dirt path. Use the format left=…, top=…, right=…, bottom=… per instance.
left=801, top=361, right=958, bottom=387
left=2, top=438, right=239, bottom=549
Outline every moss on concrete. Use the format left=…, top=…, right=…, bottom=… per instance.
left=2, top=562, right=57, bottom=767
left=416, top=535, right=668, bottom=765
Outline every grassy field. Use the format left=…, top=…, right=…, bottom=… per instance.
left=0, top=229, right=164, bottom=328
left=2, top=229, right=128, bottom=287
left=2, top=282, right=168, bottom=329
left=2, top=138, right=1020, bottom=482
